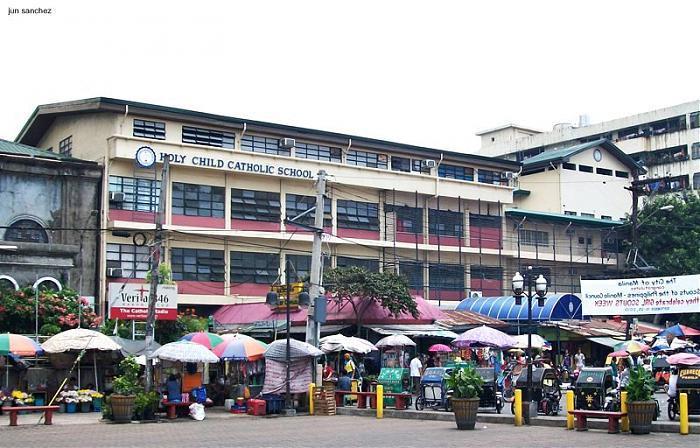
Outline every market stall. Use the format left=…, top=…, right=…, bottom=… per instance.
left=212, top=333, right=267, bottom=400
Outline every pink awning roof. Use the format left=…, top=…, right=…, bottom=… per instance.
left=213, top=296, right=444, bottom=327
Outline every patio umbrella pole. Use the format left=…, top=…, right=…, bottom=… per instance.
left=93, top=351, right=98, bottom=391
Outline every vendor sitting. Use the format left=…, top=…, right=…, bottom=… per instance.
left=323, top=362, right=336, bottom=382
left=166, top=374, right=181, bottom=403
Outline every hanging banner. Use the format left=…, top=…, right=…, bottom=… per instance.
left=108, top=283, right=178, bottom=320
left=580, top=274, right=700, bottom=316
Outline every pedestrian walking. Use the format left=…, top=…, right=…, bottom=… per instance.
left=409, top=354, right=423, bottom=395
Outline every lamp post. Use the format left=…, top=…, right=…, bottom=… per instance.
left=512, top=266, right=547, bottom=420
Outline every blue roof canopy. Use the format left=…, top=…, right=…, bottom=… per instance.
left=455, top=294, right=583, bottom=322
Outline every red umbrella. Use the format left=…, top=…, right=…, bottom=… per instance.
left=608, top=350, right=629, bottom=358
left=428, top=344, right=452, bottom=353
left=666, top=353, right=700, bottom=366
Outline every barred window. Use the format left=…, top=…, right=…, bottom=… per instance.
left=182, top=126, right=234, bottom=148
left=470, top=265, right=502, bottom=280
left=231, top=189, right=281, bottom=222
left=337, top=256, right=380, bottom=272
left=59, top=136, right=72, bottom=155
left=337, top=200, right=379, bottom=231
left=399, top=261, right=423, bottom=290
left=429, top=263, right=464, bottom=291
left=519, top=229, right=549, bottom=247
left=285, top=254, right=331, bottom=282
left=106, top=244, right=151, bottom=279
left=691, top=112, right=700, bottom=129
left=469, top=214, right=501, bottom=229
left=241, top=134, right=290, bottom=156
left=230, top=251, right=279, bottom=284
left=347, top=150, right=388, bottom=169
left=109, top=176, right=161, bottom=212
left=4, top=219, right=48, bottom=244
left=285, top=194, right=331, bottom=227
left=171, top=248, right=225, bottom=282
left=133, top=119, right=165, bottom=140
left=691, top=142, right=700, bottom=160
left=615, top=170, right=629, bottom=178
left=390, top=156, right=411, bottom=173
left=429, top=209, right=463, bottom=237
left=172, top=183, right=225, bottom=217
left=294, top=141, right=342, bottom=163
left=477, top=169, right=504, bottom=185
left=385, top=204, right=422, bottom=234
left=438, top=164, right=474, bottom=181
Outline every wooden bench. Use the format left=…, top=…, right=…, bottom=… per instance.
left=162, top=401, right=191, bottom=420
left=334, top=391, right=412, bottom=410
left=568, top=410, right=627, bottom=434
left=4, top=406, right=60, bottom=426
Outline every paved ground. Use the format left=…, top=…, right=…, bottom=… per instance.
left=0, top=412, right=698, bottom=448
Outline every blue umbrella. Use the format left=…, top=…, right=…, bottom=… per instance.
left=658, top=324, right=700, bottom=338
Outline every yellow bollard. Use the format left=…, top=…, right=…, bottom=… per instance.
left=620, top=391, right=629, bottom=432
left=514, top=389, right=523, bottom=426
left=566, top=390, right=575, bottom=430
left=309, top=383, right=315, bottom=415
left=680, top=393, right=689, bottom=435
left=376, top=385, right=384, bottom=419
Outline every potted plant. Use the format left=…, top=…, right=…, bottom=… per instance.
left=63, top=391, right=79, bottom=413
left=626, top=365, right=656, bottom=434
left=91, top=391, right=104, bottom=412
left=134, top=391, right=160, bottom=421
left=77, top=389, right=93, bottom=412
left=110, top=356, right=142, bottom=422
left=446, top=366, right=484, bottom=430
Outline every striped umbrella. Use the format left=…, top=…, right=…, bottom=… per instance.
left=180, top=332, right=224, bottom=350
left=212, top=333, right=267, bottom=361
left=612, top=340, right=650, bottom=355
left=0, top=333, right=44, bottom=356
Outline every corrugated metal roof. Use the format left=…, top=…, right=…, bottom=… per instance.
left=506, top=208, right=624, bottom=228
left=455, top=294, right=583, bottom=321
left=436, top=310, right=508, bottom=329
left=0, top=138, right=72, bottom=161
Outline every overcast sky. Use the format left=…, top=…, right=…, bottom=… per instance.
left=1, top=0, right=698, bottom=153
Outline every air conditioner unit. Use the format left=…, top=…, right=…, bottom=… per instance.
left=470, top=291, right=483, bottom=299
left=279, top=138, right=296, bottom=149
left=109, top=191, right=125, bottom=203
left=422, top=159, right=437, bottom=169
left=106, top=268, right=123, bottom=278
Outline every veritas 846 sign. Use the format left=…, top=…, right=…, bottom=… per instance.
left=580, top=274, right=700, bottom=316
left=108, top=283, right=178, bottom=320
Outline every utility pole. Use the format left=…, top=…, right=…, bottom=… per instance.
left=144, top=158, right=169, bottom=393
left=305, top=170, right=327, bottom=348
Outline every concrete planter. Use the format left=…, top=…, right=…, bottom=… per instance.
left=452, top=397, right=480, bottom=430
left=110, top=395, right=135, bottom=422
left=628, top=401, right=656, bottom=435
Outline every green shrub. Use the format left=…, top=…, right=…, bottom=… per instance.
left=112, top=356, right=142, bottom=396
left=626, top=365, right=655, bottom=402
left=446, top=366, right=484, bottom=399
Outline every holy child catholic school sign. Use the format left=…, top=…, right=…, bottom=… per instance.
left=580, top=274, right=700, bottom=316
left=108, top=283, right=178, bottom=320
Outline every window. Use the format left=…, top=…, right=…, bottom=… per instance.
left=578, top=237, right=592, bottom=245
left=285, top=194, right=332, bottom=227
left=109, top=176, right=161, bottom=212
left=646, top=116, right=686, bottom=135
left=469, top=214, right=501, bottom=229
left=601, top=215, right=613, bottom=220
left=429, top=209, right=463, bottom=237
left=638, top=175, right=690, bottom=194
left=337, top=256, right=380, bottom=272
left=580, top=213, right=595, bottom=218
left=618, top=126, right=639, bottom=140
left=385, top=205, right=422, bottom=234
left=4, top=219, right=48, bottom=243
left=133, top=119, right=166, bottom=140
left=285, top=254, right=331, bottom=282
left=438, top=164, right=474, bottom=181
left=429, top=263, right=464, bottom=291
left=519, top=229, right=549, bottom=247
left=230, top=251, right=279, bottom=284
left=171, top=248, right=225, bottom=282
left=399, top=261, right=423, bottom=290
left=172, top=183, right=225, bottom=217
left=615, top=170, right=629, bottom=178
left=691, top=112, right=700, bottom=129
left=563, top=163, right=576, bottom=170
left=106, top=244, right=150, bottom=279
left=241, top=134, right=290, bottom=156
left=231, top=189, right=280, bottom=222
left=347, top=150, right=388, bottom=169
left=182, top=126, right=234, bottom=148
left=578, top=164, right=593, bottom=173
left=411, top=159, right=432, bottom=174
left=632, top=145, right=689, bottom=166
left=337, top=200, right=379, bottom=231
left=294, top=141, right=342, bottom=163
left=390, top=156, right=411, bottom=173
left=691, top=143, right=700, bottom=160
left=471, top=266, right=503, bottom=281
left=694, top=173, right=700, bottom=190
left=596, top=168, right=612, bottom=176
left=478, top=169, right=505, bottom=185
left=59, top=136, right=72, bottom=155
left=516, top=147, right=545, bottom=162
left=564, top=211, right=577, bottom=216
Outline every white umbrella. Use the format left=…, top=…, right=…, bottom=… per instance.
left=42, top=329, right=122, bottom=353
left=320, top=334, right=377, bottom=354
left=265, top=339, right=323, bottom=361
left=512, top=334, right=551, bottom=350
left=670, top=338, right=695, bottom=350
left=375, top=334, right=416, bottom=348
left=152, top=341, right=219, bottom=363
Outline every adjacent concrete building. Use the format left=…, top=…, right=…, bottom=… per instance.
left=0, top=139, right=102, bottom=295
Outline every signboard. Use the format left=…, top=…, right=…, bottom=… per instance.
left=580, top=274, right=700, bottom=316
left=108, top=283, right=178, bottom=320
left=158, top=151, right=314, bottom=179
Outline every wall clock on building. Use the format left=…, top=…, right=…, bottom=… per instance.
left=593, top=148, right=602, bottom=162
left=135, top=146, right=156, bottom=168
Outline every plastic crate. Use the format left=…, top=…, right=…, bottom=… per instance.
left=247, top=399, right=266, bottom=416
left=261, top=394, right=284, bottom=414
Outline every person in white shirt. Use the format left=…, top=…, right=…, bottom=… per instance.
left=574, top=349, right=586, bottom=372
left=409, top=354, right=423, bottom=395
left=667, top=367, right=679, bottom=398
